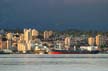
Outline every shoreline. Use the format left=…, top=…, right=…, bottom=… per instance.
left=0, top=54, right=108, bottom=58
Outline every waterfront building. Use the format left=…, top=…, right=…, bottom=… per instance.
left=80, top=46, right=98, bottom=51
left=32, top=29, right=39, bottom=37
left=24, top=28, right=32, bottom=42
left=13, top=34, right=20, bottom=41
left=64, top=37, right=71, bottom=50
left=27, top=40, right=32, bottom=51
left=32, top=29, right=39, bottom=40
left=96, top=35, right=104, bottom=46
left=0, top=38, right=8, bottom=50
left=19, top=34, right=24, bottom=41
left=6, top=32, right=13, bottom=40
left=7, top=40, right=12, bottom=49
left=44, top=31, right=53, bottom=40
left=55, top=40, right=64, bottom=49
left=17, top=40, right=27, bottom=53
left=88, top=37, right=95, bottom=46
left=12, top=41, right=17, bottom=49
left=48, top=31, right=53, bottom=37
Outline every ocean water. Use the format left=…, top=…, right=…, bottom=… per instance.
left=0, top=54, right=108, bottom=71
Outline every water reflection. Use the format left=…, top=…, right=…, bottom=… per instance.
left=0, top=54, right=108, bottom=71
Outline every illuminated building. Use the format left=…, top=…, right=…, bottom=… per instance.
left=24, top=28, right=32, bottom=42
left=44, top=30, right=53, bottom=40
left=96, top=35, right=104, bottom=46
left=17, top=40, right=27, bottom=53
left=88, top=37, right=95, bottom=46
left=64, top=37, right=71, bottom=50
left=6, top=33, right=13, bottom=40
left=32, top=29, right=39, bottom=37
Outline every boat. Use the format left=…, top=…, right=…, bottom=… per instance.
left=0, top=49, right=13, bottom=54
left=48, top=49, right=99, bottom=54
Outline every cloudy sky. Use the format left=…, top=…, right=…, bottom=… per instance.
left=0, top=0, right=108, bottom=31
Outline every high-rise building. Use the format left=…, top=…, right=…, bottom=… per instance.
left=48, top=31, right=53, bottom=37
left=96, top=35, right=104, bottom=46
left=32, top=29, right=39, bottom=40
left=23, top=29, right=33, bottom=51
left=88, top=37, right=95, bottom=46
left=19, top=34, right=24, bottom=41
left=17, top=40, right=27, bottom=53
left=6, top=33, right=13, bottom=40
left=0, top=38, right=8, bottom=50
left=7, top=40, right=12, bottom=49
left=64, top=37, right=71, bottom=50
left=44, top=30, right=53, bottom=40
left=27, top=40, right=32, bottom=51
left=44, top=31, right=49, bottom=40
left=24, top=29, right=32, bottom=42
left=32, top=29, right=39, bottom=37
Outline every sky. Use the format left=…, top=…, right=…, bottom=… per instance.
left=0, top=0, right=108, bottom=31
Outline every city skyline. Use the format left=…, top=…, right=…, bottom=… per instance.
left=0, top=28, right=106, bottom=54
left=0, top=0, right=108, bottom=31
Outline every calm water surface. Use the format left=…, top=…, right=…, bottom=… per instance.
left=0, top=54, right=108, bottom=71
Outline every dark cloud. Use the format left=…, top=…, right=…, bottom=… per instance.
left=0, top=0, right=108, bottom=31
